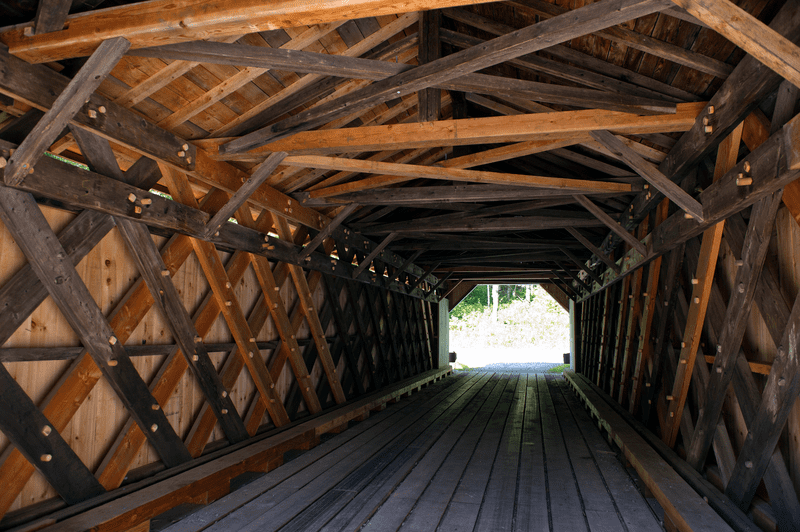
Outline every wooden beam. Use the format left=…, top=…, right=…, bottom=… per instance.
left=298, top=203, right=359, bottom=260
left=409, top=262, right=442, bottom=292
left=418, top=9, right=442, bottom=122
left=352, top=232, right=399, bottom=279
left=322, top=275, right=368, bottom=395
left=589, top=130, right=704, bottom=221
left=33, top=0, right=71, bottom=34
left=670, top=0, right=800, bottom=88
left=0, top=365, right=105, bottom=504
left=226, top=101, right=703, bottom=156
left=0, top=0, right=497, bottom=63
left=0, top=187, right=192, bottom=468
left=364, top=213, right=608, bottom=233
left=164, top=166, right=291, bottom=428
left=221, top=0, right=675, bottom=153
left=566, top=227, right=620, bottom=275
left=3, top=37, right=130, bottom=185
left=573, top=194, right=646, bottom=255
left=204, top=152, right=286, bottom=238
left=558, top=246, right=603, bottom=286
left=293, top=155, right=634, bottom=198
left=273, top=216, right=347, bottom=405
left=724, top=287, right=800, bottom=512
left=70, top=127, right=251, bottom=446
left=0, top=47, right=434, bottom=289
left=685, top=189, right=782, bottom=469
left=661, top=124, right=740, bottom=448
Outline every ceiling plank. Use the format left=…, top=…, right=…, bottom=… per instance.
left=33, top=0, right=71, bottom=34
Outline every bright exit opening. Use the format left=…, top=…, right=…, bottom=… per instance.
left=449, top=284, right=570, bottom=373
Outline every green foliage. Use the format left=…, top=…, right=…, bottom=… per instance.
left=547, top=363, right=570, bottom=373
left=449, top=285, right=569, bottom=350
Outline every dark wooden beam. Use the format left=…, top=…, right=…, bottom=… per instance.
left=566, top=227, right=621, bottom=274
left=0, top=187, right=192, bottom=467
left=0, top=365, right=105, bottom=503
left=298, top=203, right=359, bottom=260
left=559, top=246, right=603, bottom=286
left=685, top=190, right=782, bottom=471
left=573, top=194, right=647, bottom=255
left=365, top=213, right=608, bottom=233
left=4, top=37, right=130, bottom=185
left=352, top=232, right=399, bottom=279
left=221, top=0, right=673, bottom=154
left=590, top=129, right=704, bottom=221
left=33, top=0, right=71, bottom=34
left=204, top=151, right=286, bottom=238
left=418, top=9, right=441, bottom=122
left=409, top=262, right=441, bottom=292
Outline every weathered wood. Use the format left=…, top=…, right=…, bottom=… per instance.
left=221, top=0, right=674, bottom=153
left=0, top=365, right=105, bottom=504
left=164, top=165, right=291, bottom=427
left=296, top=155, right=634, bottom=198
left=352, top=232, right=399, bottom=279
left=33, top=0, right=71, bottom=34
left=724, top=285, right=800, bottom=511
left=671, top=0, right=800, bottom=88
left=0, top=0, right=491, bottom=63
left=558, top=246, right=603, bottom=286
left=573, top=194, right=646, bottom=255
left=71, top=126, right=251, bottom=446
left=418, top=9, right=441, bottom=122
left=298, top=203, right=359, bottom=260
left=323, top=275, right=368, bottom=395
left=590, top=130, right=703, bottom=221
left=566, top=227, right=620, bottom=274
left=4, top=37, right=130, bottom=185
left=685, top=190, right=782, bottom=470
left=0, top=186, right=192, bottom=467
left=204, top=152, right=286, bottom=238
left=228, top=102, right=702, bottom=156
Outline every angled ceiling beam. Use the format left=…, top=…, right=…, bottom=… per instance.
left=238, top=102, right=703, bottom=155
left=566, top=227, right=621, bottom=274
left=298, top=203, right=360, bottom=260
left=4, top=37, right=129, bottom=185
left=203, top=151, right=286, bottom=238
left=352, top=232, right=399, bottom=279
left=0, top=0, right=497, bottom=63
left=138, top=39, right=674, bottom=118
left=590, top=130, right=704, bottom=221
left=573, top=194, right=647, bottom=255
left=221, top=0, right=675, bottom=154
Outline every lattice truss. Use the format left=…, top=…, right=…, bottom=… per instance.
left=2, top=0, right=800, bottom=528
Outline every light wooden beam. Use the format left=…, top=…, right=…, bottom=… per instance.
left=294, top=155, right=634, bottom=198
left=238, top=103, right=704, bottom=155
left=0, top=0, right=497, bottom=63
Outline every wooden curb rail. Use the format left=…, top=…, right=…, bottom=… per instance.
left=564, top=370, right=755, bottom=532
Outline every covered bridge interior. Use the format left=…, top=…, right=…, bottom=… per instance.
left=0, top=0, right=799, bottom=530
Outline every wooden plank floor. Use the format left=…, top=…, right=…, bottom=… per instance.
left=162, top=373, right=664, bottom=532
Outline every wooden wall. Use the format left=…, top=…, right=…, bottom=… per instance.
left=0, top=203, right=436, bottom=522
left=575, top=201, right=800, bottom=531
